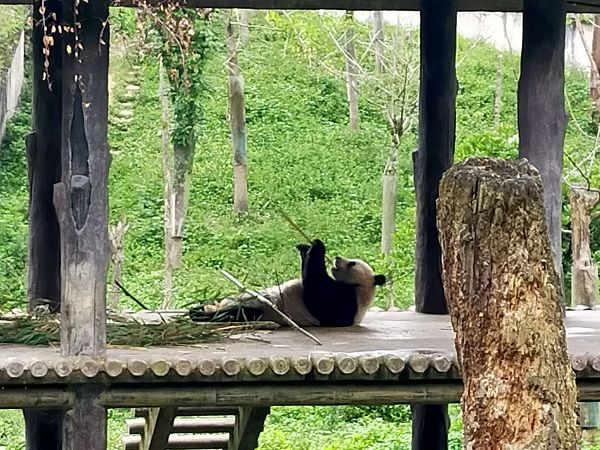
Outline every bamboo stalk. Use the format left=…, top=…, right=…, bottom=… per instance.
left=220, top=270, right=323, bottom=345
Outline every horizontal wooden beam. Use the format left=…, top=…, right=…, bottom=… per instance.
left=3, top=0, right=600, bottom=12
left=2, top=381, right=600, bottom=408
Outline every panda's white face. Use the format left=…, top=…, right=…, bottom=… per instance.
left=332, top=256, right=386, bottom=324
left=331, top=256, right=377, bottom=286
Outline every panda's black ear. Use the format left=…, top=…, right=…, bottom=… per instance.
left=374, top=275, right=387, bottom=286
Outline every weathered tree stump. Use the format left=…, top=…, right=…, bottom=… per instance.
left=437, top=157, right=579, bottom=449
left=569, top=187, right=599, bottom=308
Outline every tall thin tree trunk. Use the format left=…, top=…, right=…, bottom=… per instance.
left=381, top=134, right=398, bottom=310
left=372, top=11, right=385, bottom=73
left=380, top=157, right=397, bottom=257
left=171, top=135, right=194, bottom=269
left=493, top=53, right=503, bottom=130
left=438, top=157, right=580, bottom=450
left=344, top=11, right=359, bottom=130
left=227, top=15, right=249, bottom=213
left=239, top=9, right=251, bottom=45
left=159, top=60, right=174, bottom=309
left=591, top=15, right=600, bottom=109
left=109, top=216, right=129, bottom=310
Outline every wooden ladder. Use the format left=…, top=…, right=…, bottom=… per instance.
left=122, top=406, right=270, bottom=450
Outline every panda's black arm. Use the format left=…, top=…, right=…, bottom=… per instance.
left=296, top=243, right=311, bottom=276
left=303, top=240, right=329, bottom=281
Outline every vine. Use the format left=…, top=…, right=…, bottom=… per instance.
left=136, top=1, right=218, bottom=150
left=36, top=0, right=108, bottom=88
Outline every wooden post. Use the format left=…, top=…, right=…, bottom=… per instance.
left=24, top=1, right=64, bottom=448
left=229, top=407, right=270, bottom=450
left=63, top=387, right=106, bottom=450
left=53, top=0, right=110, bottom=448
left=227, top=15, right=249, bottom=213
left=141, top=407, right=177, bottom=450
left=412, top=1, right=456, bottom=448
left=437, top=157, right=580, bottom=449
left=518, top=0, right=567, bottom=279
left=414, top=0, right=456, bottom=315
left=27, top=0, right=62, bottom=313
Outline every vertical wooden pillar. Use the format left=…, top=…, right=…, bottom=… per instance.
left=24, top=1, right=64, bottom=448
left=518, top=0, right=567, bottom=278
left=414, top=0, right=457, bottom=315
left=412, top=1, right=457, bottom=448
left=56, top=0, right=109, bottom=359
left=54, top=1, right=110, bottom=448
left=27, top=0, right=62, bottom=312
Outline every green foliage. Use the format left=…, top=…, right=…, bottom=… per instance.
left=1, top=9, right=600, bottom=449
left=0, top=6, right=26, bottom=72
left=0, top=77, right=30, bottom=308
left=257, top=405, right=467, bottom=450
left=140, top=7, right=219, bottom=150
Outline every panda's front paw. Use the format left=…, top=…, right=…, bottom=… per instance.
left=296, top=243, right=311, bottom=255
left=309, top=239, right=326, bottom=254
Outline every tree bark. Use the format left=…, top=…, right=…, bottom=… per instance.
left=24, top=2, right=64, bottom=447
left=381, top=133, right=399, bottom=310
left=493, top=53, right=503, bottom=130
left=518, top=0, right=567, bottom=279
left=344, top=11, right=359, bottom=130
left=591, top=15, right=600, bottom=109
left=372, top=11, right=385, bottom=73
left=437, top=157, right=580, bottom=450
left=570, top=187, right=599, bottom=307
left=381, top=144, right=398, bottom=256
left=239, top=9, right=251, bottom=45
left=54, top=0, right=110, bottom=447
left=227, top=16, right=249, bottom=213
left=109, top=217, right=129, bottom=310
left=159, top=60, right=175, bottom=309
left=171, top=134, right=194, bottom=269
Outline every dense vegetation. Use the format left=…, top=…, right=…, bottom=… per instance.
left=1, top=8, right=600, bottom=450
left=0, top=6, right=26, bottom=72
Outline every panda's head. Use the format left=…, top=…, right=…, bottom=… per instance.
left=331, top=256, right=386, bottom=287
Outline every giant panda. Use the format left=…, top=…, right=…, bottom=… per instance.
left=189, top=239, right=386, bottom=327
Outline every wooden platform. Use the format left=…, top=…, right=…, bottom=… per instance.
left=1, top=311, right=600, bottom=409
